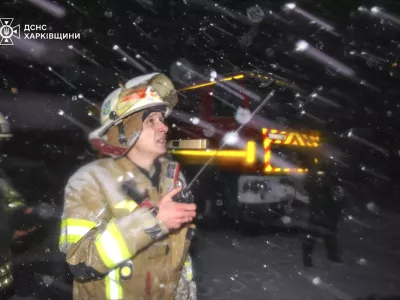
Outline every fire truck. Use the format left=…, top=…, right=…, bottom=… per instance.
left=167, top=71, right=322, bottom=229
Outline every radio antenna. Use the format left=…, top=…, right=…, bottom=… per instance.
left=186, top=87, right=275, bottom=191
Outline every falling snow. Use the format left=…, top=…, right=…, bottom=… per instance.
left=0, top=0, right=400, bottom=299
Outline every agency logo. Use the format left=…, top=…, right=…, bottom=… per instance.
left=0, top=18, right=20, bottom=46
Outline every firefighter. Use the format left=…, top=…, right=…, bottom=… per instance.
left=59, top=73, right=198, bottom=300
left=0, top=113, right=39, bottom=298
left=302, top=156, right=347, bottom=268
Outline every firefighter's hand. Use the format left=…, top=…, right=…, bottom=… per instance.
left=156, top=185, right=197, bottom=230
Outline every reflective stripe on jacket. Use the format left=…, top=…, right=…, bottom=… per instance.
left=59, top=156, right=196, bottom=300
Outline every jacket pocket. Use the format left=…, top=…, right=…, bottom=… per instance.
left=148, top=242, right=170, bottom=259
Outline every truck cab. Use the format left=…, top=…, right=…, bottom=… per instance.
left=167, top=71, right=321, bottom=228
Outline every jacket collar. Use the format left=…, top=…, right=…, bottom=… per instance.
left=114, top=155, right=170, bottom=186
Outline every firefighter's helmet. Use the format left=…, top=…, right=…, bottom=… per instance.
left=0, top=113, right=12, bottom=139
left=89, top=73, right=178, bottom=157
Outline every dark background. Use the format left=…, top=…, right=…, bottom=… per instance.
left=0, top=1, right=400, bottom=299
left=1, top=0, right=399, bottom=210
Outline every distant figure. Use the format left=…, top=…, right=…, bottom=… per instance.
left=302, top=158, right=348, bottom=267
left=0, top=113, right=38, bottom=299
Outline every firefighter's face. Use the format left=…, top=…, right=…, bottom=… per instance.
left=135, top=112, right=168, bottom=156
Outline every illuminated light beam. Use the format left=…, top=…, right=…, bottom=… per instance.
left=25, top=0, right=66, bottom=18
left=360, top=51, right=389, bottom=64
left=169, top=110, right=225, bottom=137
left=11, top=38, right=47, bottom=58
left=347, top=131, right=389, bottom=157
left=283, top=2, right=338, bottom=36
left=57, top=110, right=91, bottom=132
left=267, top=10, right=291, bottom=24
left=48, top=66, right=77, bottom=89
left=186, top=0, right=257, bottom=25
left=178, top=71, right=262, bottom=103
left=211, top=91, right=237, bottom=110
left=174, top=61, right=257, bottom=103
left=209, top=23, right=235, bottom=37
left=65, top=1, right=90, bottom=18
left=78, top=94, right=100, bottom=109
left=179, top=81, right=215, bottom=91
left=359, top=80, right=381, bottom=92
left=215, top=74, right=262, bottom=102
left=135, top=54, right=161, bottom=72
left=68, top=45, right=101, bottom=67
left=169, top=140, right=256, bottom=165
left=310, top=93, right=342, bottom=108
left=112, top=45, right=146, bottom=73
left=174, top=59, right=219, bottom=85
left=248, top=71, right=305, bottom=93
left=370, top=7, right=400, bottom=26
left=185, top=90, right=275, bottom=190
left=178, top=73, right=244, bottom=91
left=133, top=21, right=153, bottom=40
left=170, top=123, right=203, bottom=139
left=300, top=110, right=327, bottom=124
left=200, top=27, right=217, bottom=43
left=177, top=74, right=246, bottom=101
left=300, top=273, right=353, bottom=300
left=202, top=44, right=240, bottom=69
left=212, top=77, right=247, bottom=101
left=294, top=40, right=356, bottom=78
left=87, top=110, right=99, bottom=121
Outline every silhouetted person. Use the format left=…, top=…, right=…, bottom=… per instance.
left=0, top=113, right=39, bottom=299
left=302, top=159, right=348, bottom=267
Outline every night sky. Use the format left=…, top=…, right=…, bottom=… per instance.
left=1, top=0, right=399, bottom=204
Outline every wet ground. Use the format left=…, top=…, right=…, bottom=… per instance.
left=6, top=202, right=400, bottom=300
left=194, top=206, right=400, bottom=300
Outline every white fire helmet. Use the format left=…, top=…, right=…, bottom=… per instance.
left=89, top=73, right=178, bottom=157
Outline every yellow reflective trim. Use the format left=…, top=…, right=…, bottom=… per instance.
left=105, top=268, right=123, bottom=300
left=115, top=200, right=138, bottom=213
left=61, top=218, right=97, bottom=229
left=0, top=274, right=14, bottom=289
left=265, top=165, right=273, bottom=172
left=107, top=222, right=131, bottom=260
left=95, top=235, right=115, bottom=269
left=59, top=218, right=97, bottom=246
left=184, top=258, right=193, bottom=281
left=177, top=74, right=245, bottom=92
left=95, top=221, right=132, bottom=269
left=170, top=149, right=246, bottom=157
left=246, top=141, right=256, bottom=164
left=8, top=201, right=24, bottom=208
left=59, top=234, right=84, bottom=245
left=116, top=269, right=123, bottom=299
left=105, top=272, right=111, bottom=299
left=264, top=150, right=271, bottom=163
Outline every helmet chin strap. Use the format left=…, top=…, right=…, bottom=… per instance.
left=118, top=124, right=127, bottom=146
left=109, top=111, right=128, bottom=146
